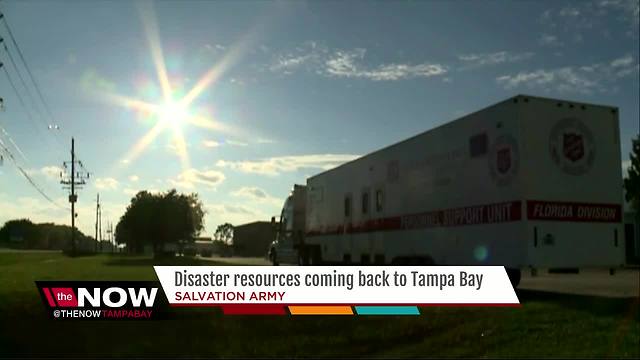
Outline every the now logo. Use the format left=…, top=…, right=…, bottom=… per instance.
left=35, top=281, right=169, bottom=320
left=77, top=287, right=157, bottom=308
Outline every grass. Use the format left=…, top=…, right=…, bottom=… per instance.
left=0, top=251, right=638, bottom=358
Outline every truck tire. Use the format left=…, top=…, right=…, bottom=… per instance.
left=297, top=250, right=309, bottom=266
left=506, top=268, right=521, bottom=288
left=309, top=247, right=321, bottom=265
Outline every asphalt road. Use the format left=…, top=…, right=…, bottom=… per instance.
left=198, top=255, right=271, bottom=266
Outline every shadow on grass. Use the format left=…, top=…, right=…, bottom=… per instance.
left=517, top=289, right=640, bottom=318
left=102, top=255, right=227, bottom=267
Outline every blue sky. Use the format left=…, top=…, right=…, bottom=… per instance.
left=0, top=0, right=638, bottom=237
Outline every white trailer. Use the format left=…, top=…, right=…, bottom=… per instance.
left=270, top=94, right=625, bottom=286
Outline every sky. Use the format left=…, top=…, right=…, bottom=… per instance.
left=0, top=0, right=638, bottom=238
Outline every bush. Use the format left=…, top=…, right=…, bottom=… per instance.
left=154, top=251, right=175, bottom=259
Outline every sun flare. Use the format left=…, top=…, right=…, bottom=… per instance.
left=158, top=102, right=188, bottom=128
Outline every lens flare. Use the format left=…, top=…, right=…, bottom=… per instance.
left=473, top=245, right=489, bottom=262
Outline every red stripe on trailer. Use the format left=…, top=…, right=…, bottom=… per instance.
left=307, top=200, right=522, bottom=236
left=527, top=200, right=621, bottom=223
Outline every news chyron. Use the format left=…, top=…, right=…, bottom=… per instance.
left=35, top=281, right=170, bottom=320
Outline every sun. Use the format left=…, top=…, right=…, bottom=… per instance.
left=158, top=102, right=188, bottom=128
left=94, top=0, right=256, bottom=177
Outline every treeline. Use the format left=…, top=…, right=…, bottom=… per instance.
left=0, top=219, right=96, bottom=251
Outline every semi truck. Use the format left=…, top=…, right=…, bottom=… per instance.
left=268, top=94, right=625, bottom=287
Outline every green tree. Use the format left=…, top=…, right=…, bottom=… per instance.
left=115, top=189, right=205, bottom=255
left=624, top=135, right=640, bottom=212
left=214, top=223, right=234, bottom=245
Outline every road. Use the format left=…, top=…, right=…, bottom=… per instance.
left=198, top=255, right=271, bottom=266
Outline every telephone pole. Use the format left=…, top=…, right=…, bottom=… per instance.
left=107, top=222, right=114, bottom=253
left=98, top=205, right=102, bottom=251
left=94, top=193, right=100, bottom=253
left=60, top=137, right=90, bottom=256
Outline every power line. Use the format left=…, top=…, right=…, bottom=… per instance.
left=0, top=13, right=58, bottom=127
left=0, top=61, right=36, bottom=162
left=0, top=12, right=66, bottom=156
left=0, top=137, right=66, bottom=209
left=0, top=37, right=49, bottom=128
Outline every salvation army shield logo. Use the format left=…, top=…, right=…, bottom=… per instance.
left=497, top=148, right=511, bottom=174
left=489, top=134, right=519, bottom=186
left=563, top=133, right=584, bottom=162
left=550, top=118, right=595, bottom=175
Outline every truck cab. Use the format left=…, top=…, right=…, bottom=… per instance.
left=268, top=185, right=306, bottom=265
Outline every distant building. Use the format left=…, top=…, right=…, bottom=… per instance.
left=194, top=237, right=213, bottom=255
left=233, top=221, right=275, bottom=257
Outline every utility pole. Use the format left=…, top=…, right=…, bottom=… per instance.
left=60, top=137, right=89, bottom=256
left=108, top=222, right=114, bottom=253
left=98, top=205, right=102, bottom=251
left=94, top=193, right=100, bottom=253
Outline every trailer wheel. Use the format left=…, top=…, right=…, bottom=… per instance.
left=506, top=268, right=521, bottom=288
left=297, top=250, right=309, bottom=266
left=309, top=247, right=321, bottom=265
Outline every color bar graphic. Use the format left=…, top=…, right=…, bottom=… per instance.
left=354, top=306, right=420, bottom=315
left=288, top=306, right=354, bottom=315
left=220, top=305, right=286, bottom=315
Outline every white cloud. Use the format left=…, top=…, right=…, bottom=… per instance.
left=540, top=0, right=639, bottom=40
left=94, top=177, right=119, bottom=190
left=123, top=188, right=138, bottom=196
left=40, top=166, right=63, bottom=181
left=496, top=55, right=639, bottom=94
left=229, top=78, right=245, bottom=86
left=538, top=34, right=563, bottom=47
left=216, top=153, right=360, bottom=176
left=558, top=6, right=581, bottom=17
left=168, top=168, right=225, bottom=189
left=80, top=68, right=116, bottom=93
left=611, top=54, right=634, bottom=67
left=204, top=43, right=226, bottom=52
left=231, top=186, right=282, bottom=206
left=128, top=175, right=139, bottom=182
left=271, top=54, right=316, bottom=72
left=256, top=138, right=277, bottom=144
left=598, top=0, right=640, bottom=28
left=226, top=139, right=248, bottom=147
left=458, top=51, right=534, bottom=69
left=325, top=49, right=447, bottom=81
left=269, top=41, right=328, bottom=73
left=269, top=43, right=447, bottom=81
left=166, top=139, right=190, bottom=156
left=202, top=140, right=221, bottom=148
left=206, top=203, right=269, bottom=227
